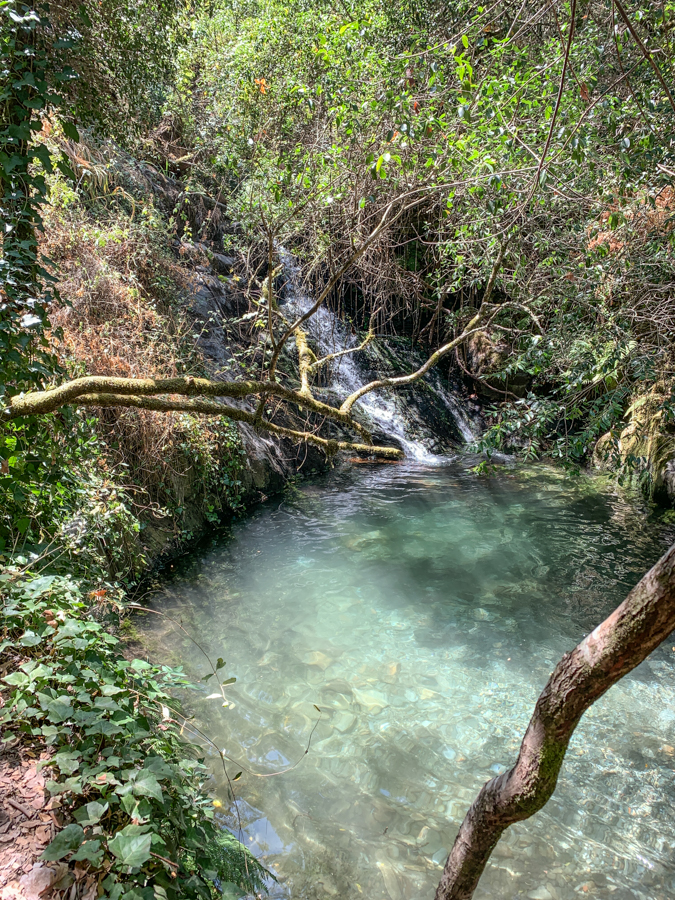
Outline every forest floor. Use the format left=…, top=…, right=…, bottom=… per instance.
left=0, top=743, right=72, bottom=900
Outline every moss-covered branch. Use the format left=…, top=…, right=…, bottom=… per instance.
left=75, top=393, right=403, bottom=459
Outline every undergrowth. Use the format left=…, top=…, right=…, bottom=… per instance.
left=0, top=571, right=270, bottom=900
left=1, top=147, right=247, bottom=567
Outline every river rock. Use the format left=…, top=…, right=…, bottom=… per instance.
left=331, top=711, right=356, bottom=733
left=352, top=688, right=389, bottom=713
left=303, top=650, right=332, bottom=670
left=527, top=887, right=555, bottom=900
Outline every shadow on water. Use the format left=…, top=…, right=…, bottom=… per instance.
left=141, top=460, right=675, bottom=900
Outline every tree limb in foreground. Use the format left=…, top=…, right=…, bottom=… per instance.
left=435, top=541, right=675, bottom=900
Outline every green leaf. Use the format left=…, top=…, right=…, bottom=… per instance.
left=31, top=144, right=53, bottom=174
left=100, top=684, right=124, bottom=696
left=132, top=770, right=164, bottom=803
left=45, top=698, right=72, bottom=723
left=19, top=629, right=43, bottom=647
left=3, top=672, right=30, bottom=687
left=130, top=659, right=152, bottom=671
left=143, top=757, right=174, bottom=778
left=216, top=657, right=226, bottom=671
left=41, top=824, right=84, bottom=861
left=74, top=801, right=108, bottom=826
left=61, top=121, right=80, bottom=142
left=72, top=840, right=104, bottom=865
left=53, top=751, right=81, bottom=775
left=108, top=831, right=152, bottom=867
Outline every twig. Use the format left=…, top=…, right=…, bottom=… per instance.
left=613, top=0, right=675, bottom=116
left=530, top=0, right=578, bottom=200
left=7, top=797, right=32, bottom=818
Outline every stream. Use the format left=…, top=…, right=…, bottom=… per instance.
left=144, top=461, right=675, bottom=900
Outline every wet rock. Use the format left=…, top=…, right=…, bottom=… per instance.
left=527, top=887, right=554, bottom=900
left=377, top=862, right=404, bottom=900
left=352, top=689, right=389, bottom=714
left=331, top=712, right=356, bottom=733
left=473, top=607, right=491, bottom=621
left=303, top=651, right=333, bottom=670
left=210, top=253, right=236, bottom=275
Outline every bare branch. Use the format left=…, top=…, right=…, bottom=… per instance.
left=267, top=192, right=427, bottom=377
left=339, top=325, right=488, bottom=415
left=529, top=0, right=577, bottom=199
left=339, top=240, right=520, bottom=415
left=613, top=0, right=675, bottom=116
left=309, top=330, right=374, bottom=373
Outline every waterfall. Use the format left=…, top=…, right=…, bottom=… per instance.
left=278, top=250, right=478, bottom=460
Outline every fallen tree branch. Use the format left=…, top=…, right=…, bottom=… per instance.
left=435, top=540, right=675, bottom=900
left=73, top=393, right=403, bottom=459
left=308, top=317, right=377, bottom=375
left=339, top=324, right=488, bottom=414
left=2, top=374, right=372, bottom=443
left=295, top=327, right=317, bottom=398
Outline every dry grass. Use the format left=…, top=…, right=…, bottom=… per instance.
left=42, top=198, right=238, bottom=525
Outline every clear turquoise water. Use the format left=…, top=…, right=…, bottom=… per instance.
left=145, top=461, right=675, bottom=900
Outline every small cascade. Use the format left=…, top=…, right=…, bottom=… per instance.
left=278, top=249, right=478, bottom=460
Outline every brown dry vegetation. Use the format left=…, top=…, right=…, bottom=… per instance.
left=41, top=194, right=244, bottom=531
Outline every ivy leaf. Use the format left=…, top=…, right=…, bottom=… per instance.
left=41, top=824, right=84, bottom=861
left=72, top=840, right=104, bottom=865
left=132, top=769, right=164, bottom=803
left=53, top=751, right=81, bottom=775
left=19, top=629, right=43, bottom=647
left=108, top=832, right=152, bottom=868
left=3, top=672, right=30, bottom=687
left=74, top=800, right=108, bottom=826
left=45, top=698, right=72, bottom=723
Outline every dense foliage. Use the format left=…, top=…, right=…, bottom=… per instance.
left=0, top=571, right=268, bottom=899
left=1, top=3, right=259, bottom=898
left=173, top=0, right=675, bottom=482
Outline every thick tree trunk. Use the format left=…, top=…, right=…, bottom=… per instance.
left=435, top=542, right=675, bottom=900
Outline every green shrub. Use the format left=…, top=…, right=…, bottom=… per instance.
left=0, top=572, right=270, bottom=900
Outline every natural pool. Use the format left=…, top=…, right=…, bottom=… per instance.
left=144, top=461, right=675, bottom=900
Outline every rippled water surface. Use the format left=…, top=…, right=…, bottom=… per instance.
left=144, top=462, right=675, bottom=900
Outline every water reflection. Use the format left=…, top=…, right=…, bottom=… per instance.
left=144, top=461, right=675, bottom=900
